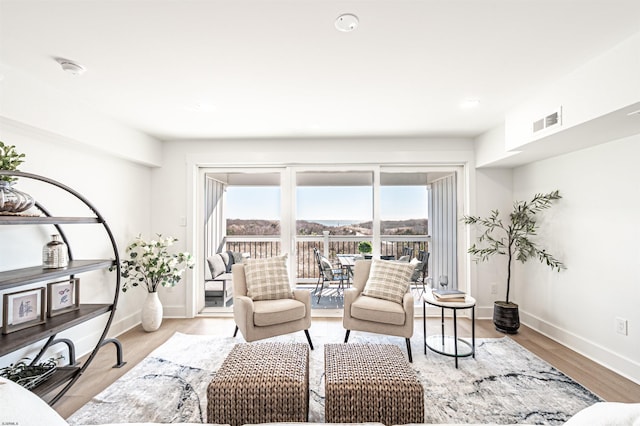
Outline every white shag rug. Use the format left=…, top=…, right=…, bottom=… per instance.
left=67, top=331, right=601, bottom=425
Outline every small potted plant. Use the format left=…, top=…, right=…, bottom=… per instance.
left=357, top=241, right=372, bottom=258
left=462, top=190, right=565, bottom=333
left=119, top=234, right=195, bottom=332
left=0, top=141, right=34, bottom=213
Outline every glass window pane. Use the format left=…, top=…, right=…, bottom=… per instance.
left=380, top=185, right=428, bottom=235
left=226, top=186, right=280, bottom=235
left=296, top=171, right=373, bottom=237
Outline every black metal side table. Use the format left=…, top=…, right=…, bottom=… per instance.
left=423, top=292, right=476, bottom=368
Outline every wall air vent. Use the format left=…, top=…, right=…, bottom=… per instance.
left=545, top=111, right=559, bottom=127
left=533, top=119, right=544, bottom=132
left=533, top=106, right=562, bottom=133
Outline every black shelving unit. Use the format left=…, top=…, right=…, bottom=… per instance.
left=0, top=170, right=124, bottom=405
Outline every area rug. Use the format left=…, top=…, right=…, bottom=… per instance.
left=67, top=332, right=601, bottom=425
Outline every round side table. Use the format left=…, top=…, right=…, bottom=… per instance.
left=423, top=292, right=476, bottom=368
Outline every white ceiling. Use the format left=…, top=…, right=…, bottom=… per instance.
left=1, top=0, right=639, bottom=141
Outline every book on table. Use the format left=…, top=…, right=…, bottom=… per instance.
left=432, top=288, right=466, bottom=302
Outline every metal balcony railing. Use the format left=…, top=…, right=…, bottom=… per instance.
left=224, top=235, right=430, bottom=281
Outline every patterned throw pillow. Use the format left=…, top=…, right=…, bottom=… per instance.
left=244, top=254, right=293, bottom=301
left=362, top=259, right=415, bottom=304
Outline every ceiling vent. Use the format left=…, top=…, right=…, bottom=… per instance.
left=533, top=106, right=562, bottom=133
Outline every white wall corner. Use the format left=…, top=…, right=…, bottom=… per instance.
left=474, top=123, right=522, bottom=168
left=468, top=168, right=513, bottom=309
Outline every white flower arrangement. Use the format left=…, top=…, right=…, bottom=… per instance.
left=120, top=234, right=195, bottom=293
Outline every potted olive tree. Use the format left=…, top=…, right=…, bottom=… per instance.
left=463, top=190, right=565, bottom=333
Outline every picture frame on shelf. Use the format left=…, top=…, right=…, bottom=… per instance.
left=2, top=287, right=46, bottom=334
left=47, top=278, right=80, bottom=317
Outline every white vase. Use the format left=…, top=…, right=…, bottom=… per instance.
left=141, top=292, right=163, bottom=332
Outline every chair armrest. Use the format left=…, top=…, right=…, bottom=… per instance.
left=235, top=295, right=253, bottom=306
left=292, top=289, right=311, bottom=306
left=233, top=295, right=255, bottom=335
left=402, top=291, right=414, bottom=317
left=343, top=287, right=361, bottom=312
left=292, top=290, right=311, bottom=312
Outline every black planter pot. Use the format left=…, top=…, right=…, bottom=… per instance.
left=493, top=301, right=520, bottom=334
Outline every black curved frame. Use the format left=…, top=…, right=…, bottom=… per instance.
left=0, top=170, right=124, bottom=404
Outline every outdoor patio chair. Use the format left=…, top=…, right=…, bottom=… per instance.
left=343, top=259, right=415, bottom=361
left=411, top=250, right=430, bottom=294
left=313, top=247, right=350, bottom=303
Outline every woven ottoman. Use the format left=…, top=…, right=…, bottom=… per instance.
left=207, top=342, right=309, bottom=426
left=324, top=343, right=424, bottom=425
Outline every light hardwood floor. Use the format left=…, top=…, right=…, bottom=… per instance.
left=54, top=317, right=640, bottom=419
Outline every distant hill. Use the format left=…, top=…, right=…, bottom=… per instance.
left=227, top=219, right=428, bottom=236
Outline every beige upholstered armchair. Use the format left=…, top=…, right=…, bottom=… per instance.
left=232, top=258, right=313, bottom=349
left=343, top=259, right=415, bottom=361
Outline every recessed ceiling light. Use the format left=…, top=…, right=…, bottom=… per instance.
left=55, top=57, right=86, bottom=76
left=460, top=98, right=480, bottom=109
left=335, top=14, right=359, bottom=32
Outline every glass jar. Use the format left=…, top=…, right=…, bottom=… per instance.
left=43, top=234, right=69, bottom=269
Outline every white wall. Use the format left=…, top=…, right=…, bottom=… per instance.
left=511, top=133, right=640, bottom=383
left=468, top=168, right=513, bottom=318
left=0, top=119, right=154, bottom=367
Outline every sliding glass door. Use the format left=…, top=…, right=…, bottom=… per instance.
left=197, top=164, right=463, bottom=314
left=201, top=169, right=284, bottom=312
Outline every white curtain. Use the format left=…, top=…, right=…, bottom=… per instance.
left=428, top=173, right=458, bottom=289
left=204, top=175, right=226, bottom=257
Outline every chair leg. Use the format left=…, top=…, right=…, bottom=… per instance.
left=233, top=325, right=238, bottom=337
left=313, top=274, right=322, bottom=295
left=405, top=338, right=413, bottom=363
left=304, top=329, right=314, bottom=350
left=344, top=329, right=350, bottom=343
left=316, top=280, right=327, bottom=303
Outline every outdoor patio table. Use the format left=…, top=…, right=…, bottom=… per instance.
left=337, top=254, right=357, bottom=287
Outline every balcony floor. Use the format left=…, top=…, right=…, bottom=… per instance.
left=201, top=283, right=428, bottom=312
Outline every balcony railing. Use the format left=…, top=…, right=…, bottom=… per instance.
left=224, top=234, right=430, bottom=281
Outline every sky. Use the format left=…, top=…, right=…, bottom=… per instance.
left=225, top=186, right=427, bottom=221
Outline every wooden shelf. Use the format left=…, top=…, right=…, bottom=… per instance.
left=32, top=366, right=81, bottom=398
left=0, top=304, right=113, bottom=357
left=0, top=216, right=102, bottom=225
left=0, top=259, right=116, bottom=291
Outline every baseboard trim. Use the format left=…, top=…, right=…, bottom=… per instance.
left=475, top=305, right=494, bottom=319
left=108, top=311, right=142, bottom=338
left=163, top=305, right=188, bottom=318
left=520, top=310, right=640, bottom=385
